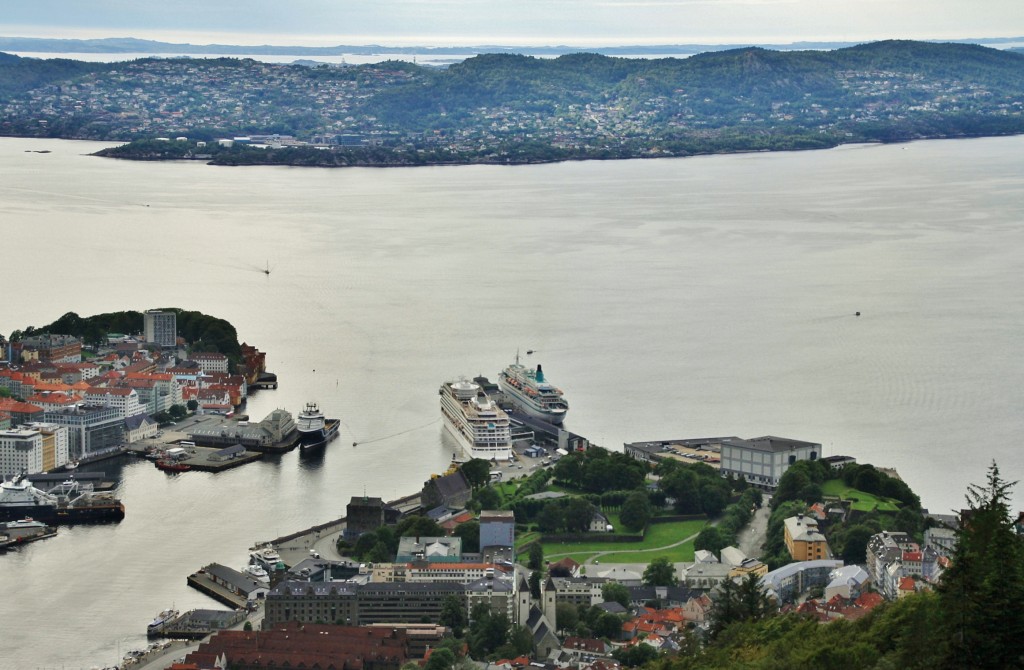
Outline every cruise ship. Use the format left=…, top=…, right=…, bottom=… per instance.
left=439, top=379, right=512, bottom=461
left=497, top=354, right=569, bottom=425
left=295, top=402, right=340, bottom=452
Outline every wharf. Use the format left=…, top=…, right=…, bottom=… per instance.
left=153, top=608, right=246, bottom=640
left=186, top=411, right=299, bottom=454
left=33, top=471, right=118, bottom=491
left=186, top=565, right=255, bottom=609
left=0, top=528, right=57, bottom=550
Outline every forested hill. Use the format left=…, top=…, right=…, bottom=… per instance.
left=3, top=40, right=1024, bottom=166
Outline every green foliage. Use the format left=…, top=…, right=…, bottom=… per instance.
left=168, top=404, right=187, bottom=420
left=468, top=603, right=512, bottom=659
left=601, top=581, right=631, bottom=608
left=619, top=491, right=652, bottom=531
left=656, top=461, right=732, bottom=516
left=771, top=459, right=829, bottom=509
left=439, top=595, right=467, bottom=638
left=552, top=447, right=647, bottom=493
left=528, top=570, right=542, bottom=599
left=612, top=643, right=659, bottom=667
left=937, top=462, right=1024, bottom=668
left=642, top=556, right=677, bottom=586
left=555, top=602, right=579, bottom=633
left=453, top=520, right=480, bottom=553
left=460, top=459, right=491, bottom=489
left=396, top=515, right=445, bottom=538
left=527, top=543, right=544, bottom=570
left=693, top=526, right=729, bottom=555
left=708, top=572, right=775, bottom=640
left=186, top=399, right=199, bottom=411
left=424, top=647, right=456, bottom=670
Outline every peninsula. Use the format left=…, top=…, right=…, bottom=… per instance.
left=1, top=41, right=1023, bottom=167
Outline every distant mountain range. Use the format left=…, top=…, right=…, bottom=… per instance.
left=2, top=35, right=1024, bottom=58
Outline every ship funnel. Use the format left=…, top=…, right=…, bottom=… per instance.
left=536, top=365, right=544, bottom=382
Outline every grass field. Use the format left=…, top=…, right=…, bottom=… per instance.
left=821, top=479, right=901, bottom=512
left=542, top=518, right=707, bottom=564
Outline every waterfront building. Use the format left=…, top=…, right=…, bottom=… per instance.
left=42, top=404, right=124, bottom=459
left=143, top=310, right=177, bottom=348
left=784, top=514, right=832, bottom=561
left=183, top=624, right=434, bottom=670
left=420, top=469, right=472, bottom=510
left=719, top=436, right=822, bottom=490
left=24, top=422, right=70, bottom=471
left=124, top=413, right=158, bottom=443
left=0, top=428, right=44, bottom=476
left=189, top=352, right=230, bottom=374
left=479, top=509, right=515, bottom=550
left=264, top=581, right=465, bottom=627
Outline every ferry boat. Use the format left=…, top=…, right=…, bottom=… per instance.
left=0, top=475, right=125, bottom=525
left=296, top=402, right=341, bottom=452
left=497, top=353, right=569, bottom=425
left=439, top=379, right=512, bottom=461
left=146, top=609, right=180, bottom=637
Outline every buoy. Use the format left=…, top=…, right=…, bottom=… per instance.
left=855, top=312, right=861, bottom=317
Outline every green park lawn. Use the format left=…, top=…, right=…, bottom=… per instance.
left=821, top=479, right=901, bottom=512
left=541, top=518, right=707, bottom=564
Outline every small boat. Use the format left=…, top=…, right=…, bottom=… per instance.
left=65, top=460, right=79, bottom=471
left=155, top=459, right=190, bottom=473
left=244, top=563, right=270, bottom=585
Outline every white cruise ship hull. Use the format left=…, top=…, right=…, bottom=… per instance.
left=498, top=381, right=567, bottom=425
left=442, top=418, right=512, bottom=461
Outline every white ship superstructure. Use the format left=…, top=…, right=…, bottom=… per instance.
left=440, top=379, right=512, bottom=461
left=497, top=354, right=569, bottom=425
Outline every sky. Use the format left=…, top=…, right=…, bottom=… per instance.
left=4, top=0, right=1024, bottom=47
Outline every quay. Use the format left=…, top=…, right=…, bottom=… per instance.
left=185, top=409, right=299, bottom=454
left=126, top=442, right=262, bottom=472
left=0, top=521, right=57, bottom=550
left=152, top=608, right=247, bottom=640
left=187, top=563, right=267, bottom=609
left=32, top=471, right=119, bottom=491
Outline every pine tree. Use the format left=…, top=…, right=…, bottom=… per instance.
left=938, top=462, right=1024, bottom=669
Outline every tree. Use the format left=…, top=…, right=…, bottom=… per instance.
left=537, top=503, right=564, bottom=533
left=708, top=573, right=774, bottom=639
left=601, top=581, right=631, bottom=608
left=439, top=594, right=468, bottom=638
left=527, top=543, right=544, bottom=570
left=461, top=459, right=491, bottom=490
left=472, top=486, right=501, bottom=511
left=168, top=404, right=187, bottom=420
left=694, top=526, right=728, bottom=555
left=453, top=520, right=480, bottom=553
left=620, top=491, right=652, bottom=532
left=938, top=462, right=1024, bottom=669
left=593, top=611, right=625, bottom=639
left=529, top=570, right=542, bottom=599
left=424, top=647, right=456, bottom=670
left=186, top=399, right=199, bottom=411
left=642, top=557, right=677, bottom=586
left=468, top=604, right=510, bottom=659
left=554, top=602, right=578, bottom=633
left=612, top=644, right=658, bottom=667
left=563, top=497, right=595, bottom=533
left=396, top=515, right=444, bottom=538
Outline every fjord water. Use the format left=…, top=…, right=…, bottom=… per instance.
left=1, top=135, right=1022, bottom=668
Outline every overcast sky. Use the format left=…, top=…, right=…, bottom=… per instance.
left=5, top=0, right=1024, bottom=47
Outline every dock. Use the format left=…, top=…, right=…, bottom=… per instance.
left=187, top=563, right=268, bottom=609
left=150, top=608, right=246, bottom=640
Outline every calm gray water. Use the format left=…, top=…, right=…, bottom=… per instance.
left=1, top=135, right=1022, bottom=668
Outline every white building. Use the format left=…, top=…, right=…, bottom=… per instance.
left=189, top=353, right=230, bottom=374
left=83, top=387, right=143, bottom=420
left=0, top=429, right=44, bottom=476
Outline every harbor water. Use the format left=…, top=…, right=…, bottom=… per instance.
left=1, top=134, right=1023, bottom=668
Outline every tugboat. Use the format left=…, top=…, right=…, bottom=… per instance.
left=296, top=402, right=341, bottom=452
left=155, top=459, right=190, bottom=473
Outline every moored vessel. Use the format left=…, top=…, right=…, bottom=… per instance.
left=155, top=459, right=191, bottom=473
left=498, top=353, right=569, bottom=425
left=296, top=402, right=341, bottom=452
left=0, top=475, right=124, bottom=525
left=440, top=379, right=512, bottom=461
left=147, top=609, right=180, bottom=637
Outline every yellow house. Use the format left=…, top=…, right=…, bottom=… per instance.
left=784, top=514, right=831, bottom=561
